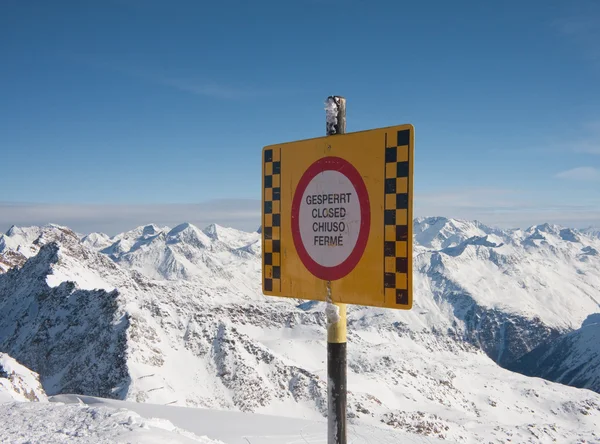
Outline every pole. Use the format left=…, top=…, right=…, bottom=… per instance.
left=325, top=96, right=347, bottom=444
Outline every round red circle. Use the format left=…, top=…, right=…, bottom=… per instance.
left=291, top=156, right=371, bottom=281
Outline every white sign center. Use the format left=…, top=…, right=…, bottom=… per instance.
left=299, top=170, right=361, bottom=267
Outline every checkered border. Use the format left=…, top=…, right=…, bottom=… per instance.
left=263, top=147, right=281, bottom=293
left=384, top=129, right=411, bottom=306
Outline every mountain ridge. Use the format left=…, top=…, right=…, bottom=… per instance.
left=1, top=217, right=599, bottom=442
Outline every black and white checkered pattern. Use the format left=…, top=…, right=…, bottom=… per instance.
left=384, top=129, right=411, bottom=306
left=263, top=147, right=281, bottom=293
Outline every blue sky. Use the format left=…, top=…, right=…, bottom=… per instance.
left=1, top=0, right=599, bottom=234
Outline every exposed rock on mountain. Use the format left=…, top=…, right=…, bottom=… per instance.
left=0, top=353, right=48, bottom=403
left=508, top=313, right=600, bottom=393
left=1, top=219, right=599, bottom=442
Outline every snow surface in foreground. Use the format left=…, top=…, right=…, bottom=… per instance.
left=0, top=401, right=215, bottom=443
left=0, top=394, right=448, bottom=444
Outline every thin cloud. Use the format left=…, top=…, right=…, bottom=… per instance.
left=3, top=190, right=600, bottom=237
left=538, top=121, right=600, bottom=155
left=572, top=121, right=600, bottom=154
left=553, top=14, right=600, bottom=62
left=572, top=141, right=600, bottom=155
left=486, top=120, right=600, bottom=156
left=157, top=77, right=268, bottom=100
left=71, top=54, right=274, bottom=100
left=555, top=167, right=600, bottom=181
left=415, top=187, right=600, bottom=229
left=555, top=17, right=599, bottom=36
left=0, top=200, right=261, bottom=237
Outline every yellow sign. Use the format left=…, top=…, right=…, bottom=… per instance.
left=262, top=124, right=414, bottom=309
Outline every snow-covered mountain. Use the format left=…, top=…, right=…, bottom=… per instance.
left=414, top=219, right=600, bottom=367
left=582, top=226, right=600, bottom=239
left=0, top=225, right=45, bottom=272
left=508, top=313, right=600, bottom=393
left=98, top=222, right=261, bottom=283
left=0, top=353, right=47, bottom=403
left=1, top=218, right=600, bottom=442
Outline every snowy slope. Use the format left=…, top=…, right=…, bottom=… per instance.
left=0, top=225, right=44, bottom=254
left=0, top=401, right=220, bottom=443
left=0, top=353, right=47, bottom=403
left=0, top=225, right=44, bottom=272
left=1, top=218, right=599, bottom=370
left=100, top=224, right=170, bottom=260
left=582, top=226, right=600, bottom=239
left=202, top=223, right=262, bottom=249
left=508, top=313, right=600, bottom=393
left=81, top=232, right=113, bottom=251
left=50, top=394, right=453, bottom=444
left=0, top=228, right=130, bottom=398
left=1, top=220, right=600, bottom=442
left=90, top=218, right=600, bottom=339
left=0, top=393, right=450, bottom=444
left=93, top=222, right=261, bottom=284
left=413, top=217, right=507, bottom=250
left=414, top=219, right=600, bottom=330
left=413, top=218, right=600, bottom=366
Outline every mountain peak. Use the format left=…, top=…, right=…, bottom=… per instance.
left=413, top=216, right=495, bottom=249
left=141, top=224, right=160, bottom=236
left=559, top=228, right=580, bottom=242
left=4, top=225, right=41, bottom=239
left=582, top=227, right=600, bottom=239
left=34, top=226, right=79, bottom=248
left=126, top=224, right=168, bottom=238
left=5, top=225, right=17, bottom=236
left=166, top=223, right=211, bottom=250
left=167, top=222, right=196, bottom=236
left=529, top=222, right=562, bottom=235
left=202, top=223, right=223, bottom=239
left=81, top=232, right=113, bottom=251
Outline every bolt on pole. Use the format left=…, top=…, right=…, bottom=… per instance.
left=325, top=95, right=347, bottom=444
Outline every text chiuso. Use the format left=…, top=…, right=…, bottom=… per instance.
left=305, top=193, right=353, bottom=247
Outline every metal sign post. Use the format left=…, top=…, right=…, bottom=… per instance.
left=325, top=96, right=347, bottom=444
left=261, top=97, right=414, bottom=444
